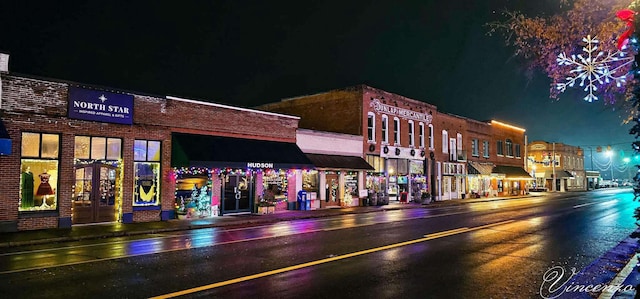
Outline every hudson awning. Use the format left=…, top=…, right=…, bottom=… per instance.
left=468, top=162, right=494, bottom=175
left=171, top=133, right=314, bottom=169
left=492, top=165, right=534, bottom=180
left=305, top=153, right=374, bottom=170
left=544, top=170, right=574, bottom=179
left=0, top=120, right=11, bottom=155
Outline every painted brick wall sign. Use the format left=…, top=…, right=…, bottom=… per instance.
left=68, top=87, right=134, bottom=125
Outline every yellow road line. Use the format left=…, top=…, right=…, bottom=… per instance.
left=150, top=220, right=515, bottom=299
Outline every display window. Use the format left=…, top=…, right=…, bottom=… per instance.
left=20, top=132, right=60, bottom=211
left=263, top=169, right=288, bottom=203
left=175, top=173, right=212, bottom=219
left=133, top=140, right=161, bottom=207
left=302, top=170, right=318, bottom=193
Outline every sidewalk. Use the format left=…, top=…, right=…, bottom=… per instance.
left=0, top=194, right=520, bottom=248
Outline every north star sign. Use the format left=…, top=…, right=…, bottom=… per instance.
left=68, top=87, right=134, bottom=125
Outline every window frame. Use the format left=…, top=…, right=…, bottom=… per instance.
left=367, top=112, right=375, bottom=143
left=393, top=117, right=400, bottom=145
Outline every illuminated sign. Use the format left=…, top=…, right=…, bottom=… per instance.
left=370, top=98, right=432, bottom=123
left=68, top=87, right=134, bottom=125
left=247, top=162, right=274, bottom=168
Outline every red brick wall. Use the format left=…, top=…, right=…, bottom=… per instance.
left=256, top=87, right=363, bottom=136
left=0, top=74, right=302, bottom=231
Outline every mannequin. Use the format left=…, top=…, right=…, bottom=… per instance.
left=36, top=169, right=54, bottom=208
left=21, top=166, right=34, bottom=208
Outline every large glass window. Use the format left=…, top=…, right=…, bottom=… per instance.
left=20, top=132, right=60, bottom=211
left=133, top=140, right=161, bottom=207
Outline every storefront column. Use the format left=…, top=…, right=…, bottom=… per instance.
left=338, top=171, right=345, bottom=206
left=319, top=171, right=326, bottom=202
left=287, top=170, right=297, bottom=204
left=212, top=175, right=222, bottom=216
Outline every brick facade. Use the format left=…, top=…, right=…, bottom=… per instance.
left=0, top=73, right=302, bottom=231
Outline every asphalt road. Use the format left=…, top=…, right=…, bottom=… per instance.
left=0, top=189, right=637, bottom=298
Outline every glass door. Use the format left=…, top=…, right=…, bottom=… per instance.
left=222, top=174, right=252, bottom=214
left=73, top=163, right=117, bottom=224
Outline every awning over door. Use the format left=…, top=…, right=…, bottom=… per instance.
left=543, top=170, right=574, bottom=179
left=171, top=133, right=314, bottom=169
left=305, top=153, right=374, bottom=170
left=492, top=165, right=534, bottom=180
left=468, top=161, right=494, bottom=175
left=0, top=120, right=11, bottom=155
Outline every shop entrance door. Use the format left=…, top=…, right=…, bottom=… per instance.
left=222, top=174, right=253, bottom=214
left=73, top=163, right=117, bottom=224
left=325, top=173, right=339, bottom=207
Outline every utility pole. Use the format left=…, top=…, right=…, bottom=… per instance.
left=552, top=142, right=556, bottom=192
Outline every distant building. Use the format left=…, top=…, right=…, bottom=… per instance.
left=527, top=141, right=586, bottom=191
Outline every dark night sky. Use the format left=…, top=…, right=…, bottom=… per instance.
left=0, top=1, right=634, bottom=154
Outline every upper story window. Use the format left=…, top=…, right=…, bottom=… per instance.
left=483, top=140, right=489, bottom=158
left=367, top=113, right=375, bottom=142
left=515, top=144, right=521, bottom=158
left=381, top=115, right=389, bottom=144
left=429, top=124, right=434, bottom=149
left=471, top=139, right=479, bottom=157
left=497, top=140, right=504, bottom=156
left=408, top=120, right=415, bottom=147
left=442, top=130, right=449, bottom=153
left=393, top=117, right=400, bottom=145
left=505, top=139, right=513, bottom=157
left=456, top=133, right=463, bottom=152
left=419, top=122, right=425, bottom=148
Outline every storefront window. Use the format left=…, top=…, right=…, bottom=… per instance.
left=20, top=132, right=60, bottom=211
left=175, top=172, right=211, bottom=218
left=133, top=140, right=161, bottom=207
left=263, top=169, right=288, bottom=202
left=345, top=171, right=359, bottom=197
left=302, top=170, right=318, bottom=192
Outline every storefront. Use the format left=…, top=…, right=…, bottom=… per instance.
left=491, top=165, right=534, bottom=196
left=441, top=162, right=465, bottom=200
left=303, top=153, right=373, bottom=208
left=467, top=161, right=493, bottom=197
left=170, top=133, right=313, bottom=217
left=0, top=70, right=309, bottom=231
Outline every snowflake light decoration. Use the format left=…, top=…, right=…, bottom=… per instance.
left=556, top=35, right=634, bottom=102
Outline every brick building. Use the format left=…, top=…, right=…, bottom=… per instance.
left=257, top=85, right=532, bottom=201
left=527, top=141, right=586, bottom=191
left=258, top=85, right=437, bottom=203
left=0, top=67, right=312, bottom=231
